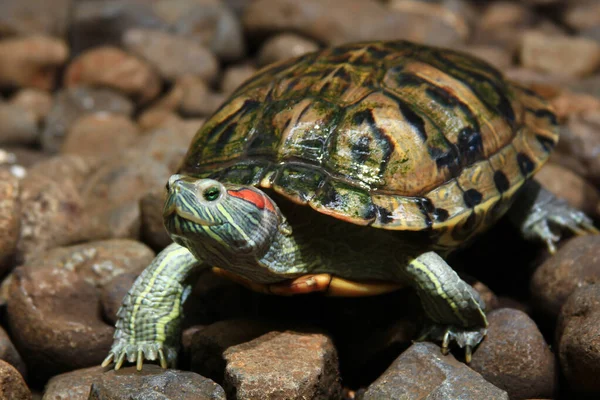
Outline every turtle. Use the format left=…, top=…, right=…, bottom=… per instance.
left=102, top=40, right=597, bottom=371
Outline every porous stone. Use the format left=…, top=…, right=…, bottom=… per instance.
left=122, top=28, right=219, bottom=83
left=531, top=235, right=600, bottom=320
left=140, top=191, right=172, bottom=251
left=470, top=308, right=555, bottom=399
left=179, top=75, right=226, bottom=117
left=221, top=64, right=257, bottom=95
left=0, top=359, right=31, bottom=400
left=6, top=264, right=114, bottom=382
left=0, top=326, right=26, bottom=379
left=556, top=283, right=600, bottom=394
left=361, top=342, right=508, bottom=399
left=0, top=0, right=72, bottom=37
left=520, top=31, right=600, bottom=78
left=43, top=366, right=105, bottom=400
left=88, top=365, right=225, bottom=400
left=42, top=87, right=135, bottom=153
left=0, top=170, right=20, bottom=274
left=64, top=46, right=161, bottom=104
left=0, top=35, right=68, bottom=91
left=9, top=89, right=53, bottom=124
left=472, top=1, right=536, bottom=52
left=257, top=33, right=320, bottom=67
left=223, top=330, right=341, bottom=400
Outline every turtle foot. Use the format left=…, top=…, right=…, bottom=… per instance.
left=526, top=200, right=598, bottom=254
left=416, top=324, right=487, bottom=363
left=101, top=339, right=178, bottom=371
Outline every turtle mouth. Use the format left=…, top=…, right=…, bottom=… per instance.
left=163, top=203, right=220, bottom=226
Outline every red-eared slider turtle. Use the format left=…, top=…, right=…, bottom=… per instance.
left=102, top=40, right=597, bottom=371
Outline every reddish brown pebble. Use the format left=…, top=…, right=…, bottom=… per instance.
left=0, top=359, right=31, bottom=400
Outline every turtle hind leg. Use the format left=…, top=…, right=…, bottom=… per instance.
left=510, top=179, right=598, bottom=254
left=102, top=242, right=204, bottom=371
left=403, top=251, right=488, bottom=362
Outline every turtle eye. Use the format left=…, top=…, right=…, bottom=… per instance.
left=202, top=186, right=221, bottom=201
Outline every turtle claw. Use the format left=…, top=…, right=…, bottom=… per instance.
left=417, top=323, right=486, bottom=364
left=102, top=340, right=177, bottom=371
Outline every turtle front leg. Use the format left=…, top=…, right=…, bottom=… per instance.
left=510, top=179, right=598, bottom=254
left=102, top=242, right=205, bottom=370
left=404, top=251, right=488, bottom=363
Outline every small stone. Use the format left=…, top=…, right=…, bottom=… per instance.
left=243, top=0, right=464, bottom=47
left=82, top=150, right=171, bottom=239
left=179, top=75, right=226, bottom=117
left=0, top=0, right=71, bottom=38
left=564, top=1, right=600, bottom=33
left=140, top=191, right=172, bottom=251
left=26, top=239, right=154, bottom=288
left=556, top=283, right=600, bottom=394
left=550, top=91, right=600, bottom=122
left=531, top=235, right=600, bottom=320
left=520, top=31, right=600, bottom=78
left=9, top=89, right=53, bottom=124
left=472, top=1, right=536, bottom=52
left=535, top=163, right=599, bottom=219
left=0, top=35, right=68, bottom=91
left=122, top=29, right=219, bottom=83
left=504, top=68, right=568, bottom=100
left=6, top=264, right=114, bottom=382
left=361, top=342, right=508, bottom=399
left=221, top=64, right=256, bottom=95
left=0, top=170, right=20, bottom=274
left=0, top=147, right=49, bottom=169
left=223, top=330, right=341, bottom=400
left=64, top=46, right=161, bottom=104
left=0, top=103, right=39, bottom=145
left=27, top=154, right=92, bottom=191
left=100, top=272, right=139, bottom=324
left=455, top=45, right=513, bottom=71
left=0, top=359, right=31, bottom=400
left=157, top=0, right=246, bottom=61
left=88, top=365, right=225, bottom=400
left=0, top=326, right=26, bottom=379
left=61, top=113, right=141, bottom=158
left=148, top=80, right=185, bottom=112
left=137, top=109, right=181, bottom=132
left=256, top=33, right=320, bottom=67
left=42, top=87, right=135, bottom=154
left=190, top=319, right=282, bottom=382
left=44, top=366, right=105, bottom=400
left=470, top=308, right=555, bottom=399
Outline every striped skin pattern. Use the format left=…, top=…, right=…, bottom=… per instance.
left=180, top=40, right=559, bottom=252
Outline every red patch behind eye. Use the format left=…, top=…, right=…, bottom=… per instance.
left=227, top=188, right=276, bottom=212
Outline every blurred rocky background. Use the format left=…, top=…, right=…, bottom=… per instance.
left=0, top=0, right=600, bottom=399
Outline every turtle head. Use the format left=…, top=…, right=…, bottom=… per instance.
left=163, top=175, right=287, bottom=261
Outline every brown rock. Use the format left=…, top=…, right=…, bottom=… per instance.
left=179, top=75, right=226, bottom=117
left=243, top=0, right=465, bottom=47
left=221, top=64, right=256, bottom=95
left=535, top=163, right=599, bottom=219
left=361, top=342, right=508, bottom=399
left=0, top=147, right=49, bottom=169
left=43, top=366, right=105, bottom=400
left=140, top=191, right=171, bottom=251
left=137, top=109, right=181, bottom=132
left=564, top=1, right=600, bottom=33
left=531, top=235, right=600, bottom=320
left=470, top=308, right=555, bottom=399
left=223, top=330, right=341, bottom=400
left=156, top=0, right=246, bottom=61
left=0, top=0, right=71, bottom=38
left=64, top=46, right=161, bottom=104
left=0, top=35, right=68, bottom=91
left=81, top=150, right=171, bottom=239
left=472, top=1, right=536, bottom=52
left=0, top=326, right=26, bottom=379
left=88, top=365, right=225, bottom=400
left=520, top=31, right=600, bottom=78
left=550, top=91, right=600, bottom=122
left=0, top=359, right=31, bottom=400
left=61, top=114, right=141, bottom=158
left=9, top=89, right=53, bottom=124
left=42, top=87, right=135, bottom=153
left=504, top=68, right=568, bottom=100
left=148, top=80, right=185, bottom=112
left=556, top=283, right=600, bottom=394
left=17, top=172, right=90, bottom=263
left=0, top=103, right=39, bottom=145
left=190, top=319, right=282, bottom=382
left=100, top=272, right=139, bottom=324
left=6, top=264, right=114, bottom=382
left=27, top=154, right=92, bottom=192
left=455, top=45, right=513, bottom=71
left=122, top=29, right=219, bottom=83
left=0, top=170, right=20, bottom=274
left=257, top=33, right=320, bottom=67
left=26, top=239, right=154, bottom=288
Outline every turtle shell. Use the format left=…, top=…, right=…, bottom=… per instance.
left=179, top=40, right=558, bottom=249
